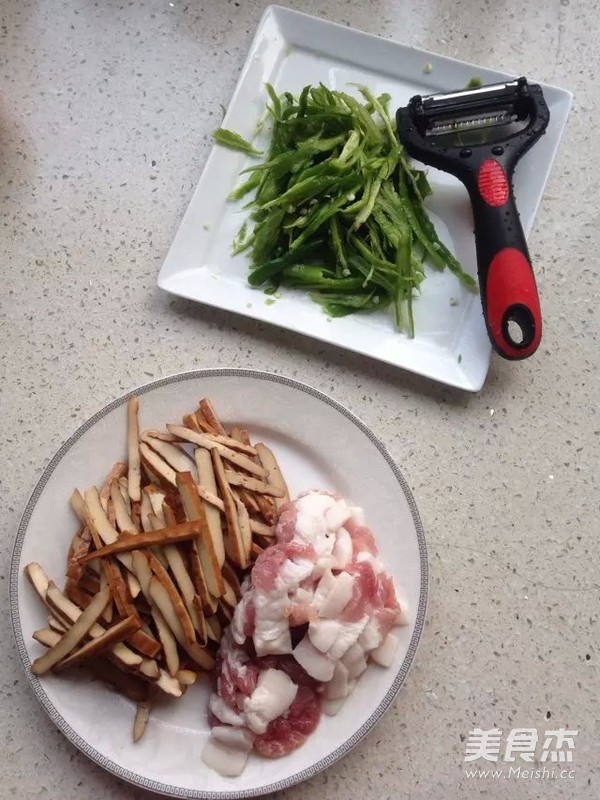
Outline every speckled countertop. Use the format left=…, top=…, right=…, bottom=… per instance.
left=1, top=0, right=598, bottom=798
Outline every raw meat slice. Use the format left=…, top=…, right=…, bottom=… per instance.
left=376, top=571, right=399, bottom=610
left=254, top=686, right=321, bottom=758
left=252, top=547, right=287, bottom=592
left=286, top=601, right=318, bottom=626
left=274, top=503, right=297, bottom=543
left=256, top=654, right=317, bottom=688
left=345, top=519, right=378, bottom=557
left=243, top=668, right=298, bottom=734
left=341, top=561, right=378, bottom=622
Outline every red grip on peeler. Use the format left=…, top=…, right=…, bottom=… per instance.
left=486, top=247, right=542, bottom=358
left=478, top=159, right=509, bottom=207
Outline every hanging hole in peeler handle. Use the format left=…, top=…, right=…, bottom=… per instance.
left=502, top=304, right=536, bottom=350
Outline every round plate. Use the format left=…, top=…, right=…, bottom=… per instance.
left=10, top=369, right=428, bottom=798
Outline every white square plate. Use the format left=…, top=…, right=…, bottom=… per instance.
left=157, top=5, right=572, bottom=391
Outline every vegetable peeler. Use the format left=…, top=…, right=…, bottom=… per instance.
left=397, top=77, right=550, bottom=360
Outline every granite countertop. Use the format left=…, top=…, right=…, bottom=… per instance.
left=1, top=1, right=598, bottom=798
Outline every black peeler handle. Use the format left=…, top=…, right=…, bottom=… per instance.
left=463, top=157, right=542, bottom=359
left=396, top=78, right=550, bottom=360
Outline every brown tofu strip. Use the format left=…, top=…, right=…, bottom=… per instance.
left=230, top=427, right=276, bottom=523
left=31, top=586, right=111, bottom=675
left=146, top=551, right=197, bottom=646
left=194, top=448, right=225, bottom=567
left=249, top=519, right=274, bottom=537
left=221, top=560, right=242, bottom=600
left=148, top=577, right=215, bottom=671
left=131, top=550, right=180, bottom=677
left=225, top=470, right=285, bottom=497
left=177, top=472, right=224, bottom=598
left=53, top=615, right=140, bottom=673
left=255, top=443, right=290, bottom=510
left=111, top=480, right=138, bottom=533
left=43, top=577, right=143, bottom=671
left=127, top=397, right=142, bottom=502
left=198, top=398, right=227, bottom=436
left=211, top=450, right=247, bottom=569
left=167, top=425, right=265, bottom=478
left=142, top=434, right=198, bottom=478
left=79, top=520, right=203, bottom=561
left=88, top=659, right=148, bottom=703
left=139, top=443, right=178, bottom=488
left=100, top=463, right=128, bottom=510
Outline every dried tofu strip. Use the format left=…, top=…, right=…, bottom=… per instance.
left=249, top=519, right=273, bottom=537
left=42, top=579, right=143, bottom=671
left=85, top=485, right=143, bottom=595
left=176, top=669, right=198, bottom=686
left=140, top=489, right=154, bottom=532
left=194, top=448, right=225, bottom=567
left=111, top=481, right=138, bottom=533
left=159, top=540, right=206, bottom=640
left=33, top=628, right=61, bottom=647
left=142, top=429, right=180, bottom=443
left=211, top=450, right=247, bottom=569
left=79, top=571, right=100, bottom=595
left=250, top=541, right=265, bottom=560
left=54, top=615, right=140, bottom=673
left=182, top=413, right=203, bottom=434
left=100, top=463, right=128, bottom=511
left=69, top=489, right=85, bottom=522
left=187, top=542, right=215, bottom=614
left=142, top=433, right=198, bottom=480
left=220, top=579, right=238, bottom=611
left=148, top=577, right=215, bottom=671
left=133, top=688, right=156, bottom=743
left=79, top=520, right=205, bottom=561
left=233, top=495, right=252, bottom=563
left=167, top=425, right=265, bottom=478
left=155, top=670, right=183, bottom=697
left=88, top=659, right=148, bottom=702
left=202, top=433, right=257, bottom=457
left=205, top=615, right=222, bottom=643
left=230, top=427, right=276, bottom=524
left=48, top=615, right=67, bottom=634
left=131, top=550, right=179, bottom=678
left=83, top=487, right=135, bottom=573
left=118, top=477, right=132, bottom=514
left=93, top=555, right=160, bottom=659
left=237, top=488, right=260, bottom=514
left=139, top=442, right=177, bottom=488
left=161, top=502, right=208, bottom=644
left=221, top=560, right=242, bottom=601
left=145, top=486, right=166, bottom=521
left=146, top=550, right=197, bottom=646
left=31, top=586, right=111, bottom=675
left=127, top=397, right=142, bottom=502
left=198, top=399, right=227, bottom=436
left=140, top=456, right=164, bottom=489
left=66, top=525, right=93, bottom=583
left=225, top=470, right=285, bottom=497
left=64, top=580, right=94, bottom=610
left=194, top=407, right=214, bottom=433
left=177, top=472, right=224, bottom=598
left=255, top=443, right=290, bottom=510
left=99, top=569, right=113, bottom=623
left=141, top=486, right=169, bottom=567
left=196, top=484, right=225, bottom=512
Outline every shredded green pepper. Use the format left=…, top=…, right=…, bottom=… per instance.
left=217, top=83, right=476, bottom=335
left=213, top=128, right=262, bottom=156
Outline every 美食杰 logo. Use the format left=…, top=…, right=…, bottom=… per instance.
left=463, top=728, right=577, bottom=780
